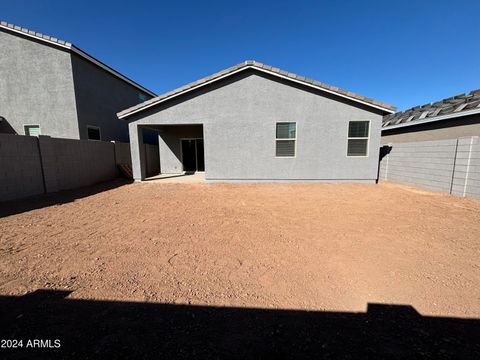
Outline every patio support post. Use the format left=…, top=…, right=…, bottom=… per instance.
left=129, top=123, right=146, bottom=181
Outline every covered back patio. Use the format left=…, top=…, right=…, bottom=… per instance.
left=130, top=123, right=204, bottom=181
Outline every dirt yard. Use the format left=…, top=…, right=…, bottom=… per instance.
left=1, top=180, right=479, bottom=318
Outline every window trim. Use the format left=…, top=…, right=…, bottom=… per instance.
left=275, top=122, right=297, bottom=158
left=346, top=120, right=370, bottom=157
left=86, top=125, right=102, bottom=141
left=23, top=124, right=41, bottom=136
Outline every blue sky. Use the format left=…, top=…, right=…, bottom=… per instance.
left=2, top=0, right=479, bottom=111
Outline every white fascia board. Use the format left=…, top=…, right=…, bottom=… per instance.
left=382, top=108, right=480, bottom=131
left=118, top=65, right=394, bottom=119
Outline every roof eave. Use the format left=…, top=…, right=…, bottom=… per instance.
left=70, top=46, right=156, bottom=97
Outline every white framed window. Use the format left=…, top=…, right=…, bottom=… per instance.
left=347, top=120, right=370, bottom=157
left=87, top=125, right=101, bottom=141
left=24, top=125, right=41, bottom=136
left=276, top=122, right=296, bottom=157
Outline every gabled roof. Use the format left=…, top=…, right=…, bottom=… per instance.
left=382, top=89, right=480, bottom=130
left=117, top=60, right=395, bottom=119
left=0, top=20, right=156, bottom=97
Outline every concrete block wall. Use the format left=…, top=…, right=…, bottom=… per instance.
left=380, top=136, right=480, bottom=198
left=113, top=141, right=132, bottom=166
left=450, top=137, right=480, bottom=198
left=0, top=134, right=45, bottom=201
left=0, top=134, right=128, bottom=202
left=39, top=136, right=117, bottom=193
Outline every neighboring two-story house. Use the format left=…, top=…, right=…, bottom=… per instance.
left=381, top=89, right=480, bottom=143
left=0, top=21, right=155, bottom=142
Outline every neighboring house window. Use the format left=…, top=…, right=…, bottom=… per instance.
left=276, top=122, right=296, bottom=157
left=24, top=125, right=41, bottom=136
left=87, top=125, right=101, bottom=141
left=138, top=93, right=147, bottom=103
left=347, top=121, right=369, bottom=156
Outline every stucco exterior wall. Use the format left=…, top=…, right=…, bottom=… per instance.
left=145, top=144, right=160, bottom=177
left=154, top=125, right=203, bottom=173
left=0, top=30, right=79, bottom=138
left=71, top=54, right=150, bottom=142
left=128, top=70, right=384, bottom=181
left=381, top=114, right=480, bottom=144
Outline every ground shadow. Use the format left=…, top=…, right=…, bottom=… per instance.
left=376, top=145, right=393, bottom=183
left=0, top=179, right=132, bottom=218
left=0, top=290, right=478, bottom=359
left=379, top=145, right=392, bottom=162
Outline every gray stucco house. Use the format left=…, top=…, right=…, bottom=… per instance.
left=382, top=89, right=480, bottom=144
left=0, top=21, right=155, bottom=142
left=118, top=61, right=395, bottom=182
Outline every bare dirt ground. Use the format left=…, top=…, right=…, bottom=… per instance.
left=1, top=180, right=479, bottom=358
left=1, top=180, right=479, bottom=315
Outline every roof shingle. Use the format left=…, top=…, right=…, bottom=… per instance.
left=383, top=89, right=480, bottom=128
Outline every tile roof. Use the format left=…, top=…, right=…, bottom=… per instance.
left=0, top=20, right=72, bottom=47
left=382, top=89, right=480, bottom=128
left=0, top=20, right=156, bottom=97
left=117, top=60, right=395, bottom=119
